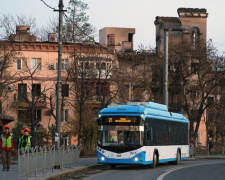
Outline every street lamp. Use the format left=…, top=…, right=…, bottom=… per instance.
left=163, top=26, right=188, bottom=107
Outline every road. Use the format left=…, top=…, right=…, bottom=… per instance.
left=68, top=160, right=225, bottom=180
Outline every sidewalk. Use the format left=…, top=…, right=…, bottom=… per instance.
left=1, top=158, right=99, bottom=180
left=1, top=156, right=225, bottom=180
left=196, top=155, right=225, bottom=159
left=186, top=155, right=225, bottom=161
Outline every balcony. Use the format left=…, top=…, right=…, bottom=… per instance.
left=12, top=93, right=47, bottom=108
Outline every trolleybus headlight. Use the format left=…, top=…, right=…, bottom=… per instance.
left=134, top=157, right=139, bottom=162
left=101, top=157, right=105, bottom=161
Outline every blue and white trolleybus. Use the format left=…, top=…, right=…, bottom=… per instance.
left=97, top=101, right=189, bottom=168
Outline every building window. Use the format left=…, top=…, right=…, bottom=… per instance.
left=128, top=33, right=133, bottom=42
left=107, top=34, right=115, bottom=45
left=0, top=101, right=2, bottom=114
left=31, top=58, right=42, bottom=71
left=61, top=109, right=69, bottom=122
left=60, top=135, right=70, bottom=146
left=0, top=57, right=3, bottom=70
left=190, top=110, right=198, bottom=122
left=32, top=84, right=41, bottom=96
left=17, top=58, right=27, bottom=71
left=191, top=63, right=198, bottom=74
left=56, top=59, right=69, bottom=71
left=191, top=31, right=196, bottom=49
left=17, top=59, right=22, bottom=70
left=95, top=82, right=109, bottom=96
left=190, top=90, right=197, bottom=99
left=197, top=132, right=200, bottom=142
left=33, top=109, right=42, bottom=124
left=18, top=84, right=27, bottom=101
left=18, top=110, right=29, bottom=122
left=62, top=84, right=69, bottom=97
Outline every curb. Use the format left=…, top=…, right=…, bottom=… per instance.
left=185, top=157, right=225, bottom=161
left=44, top=165, right=103, bottom=180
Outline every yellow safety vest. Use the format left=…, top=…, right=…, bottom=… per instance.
left=1, top=134, right=12, bottom=148
left=21, top=135, right=32, bottom=150
left=18, top=136, right=23, bottom=150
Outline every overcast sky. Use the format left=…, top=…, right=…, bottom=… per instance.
left=1, top=0, right=224, bottom=54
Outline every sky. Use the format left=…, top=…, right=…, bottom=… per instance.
left=1, top=0, right=225, bottom=55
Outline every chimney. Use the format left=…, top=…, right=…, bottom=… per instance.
left=16, top=26, right=30, bottom=33
left=9, top=26, right=36, bottom=42
left=48, top=33, right=56, bottom=42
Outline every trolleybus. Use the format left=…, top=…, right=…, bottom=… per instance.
left=96, top=101, right=189, bottom=168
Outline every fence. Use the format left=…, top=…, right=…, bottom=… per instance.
left=18, top=145, right=82, bottom=180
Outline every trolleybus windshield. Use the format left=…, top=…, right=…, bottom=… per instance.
left=98, top=116, right=144, bottom=153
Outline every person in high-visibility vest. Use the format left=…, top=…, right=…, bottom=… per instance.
left=17, top=130, right=24, bottom=151
left=21, top=128, right=33, bottom=151
left=0, top=125, right=15, bottom=171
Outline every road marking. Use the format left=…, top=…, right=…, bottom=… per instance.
left=157, top=163, right=215, bottom=180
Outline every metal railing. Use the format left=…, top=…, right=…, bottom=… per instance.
left=18, top=145, right=82, bottom=180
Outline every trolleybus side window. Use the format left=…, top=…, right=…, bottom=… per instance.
left=144, top=118, right=188, bottom=146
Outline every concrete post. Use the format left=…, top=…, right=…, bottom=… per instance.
left=163, top=30, right=168, bottom=107
left=56, top=0, right=64, bottom=148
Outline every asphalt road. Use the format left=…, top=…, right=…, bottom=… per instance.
left=82, top=160, right=225, bottom=180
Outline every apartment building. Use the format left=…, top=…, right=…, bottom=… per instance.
left=0, top=26, right=118, bottom=145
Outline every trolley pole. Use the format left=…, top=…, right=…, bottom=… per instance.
left=55, top=0, right=64, bottom=148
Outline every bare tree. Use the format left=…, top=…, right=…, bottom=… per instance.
left=13, top=58, right=54, bottom=145
left=59, top=46, right=117, bottom=146
left=168, top=39, right=225, bottom=143
left=0, top=14, right=37, bottom=40
left=0, top=41, right=32, bottom=114
left=117, top=52, right=160, bottom=103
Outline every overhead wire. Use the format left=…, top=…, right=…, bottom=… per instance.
left=40, top=0, right=56, bottom=10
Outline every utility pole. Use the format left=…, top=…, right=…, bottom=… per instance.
left=163, top=26, right=188, bottom=107
left=163, top=30, right=168, bottom=107
left=55, top=0, right=64, bottom=148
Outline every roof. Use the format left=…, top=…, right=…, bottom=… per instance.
left=99, top=101, right=188, bottom=123
left=178, top=8, right=207, bottom=13
left=155, top=16, right=180, bottom=23
left=0, top=114, right=15, bottom=125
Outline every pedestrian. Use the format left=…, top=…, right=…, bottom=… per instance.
left=17, top=130, right=24, bottom=152
left=21, top=128, right=33, bottom=152
left=0, top=125, right=15, bottom=171
left=209, top=137, right=213, bottom=154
